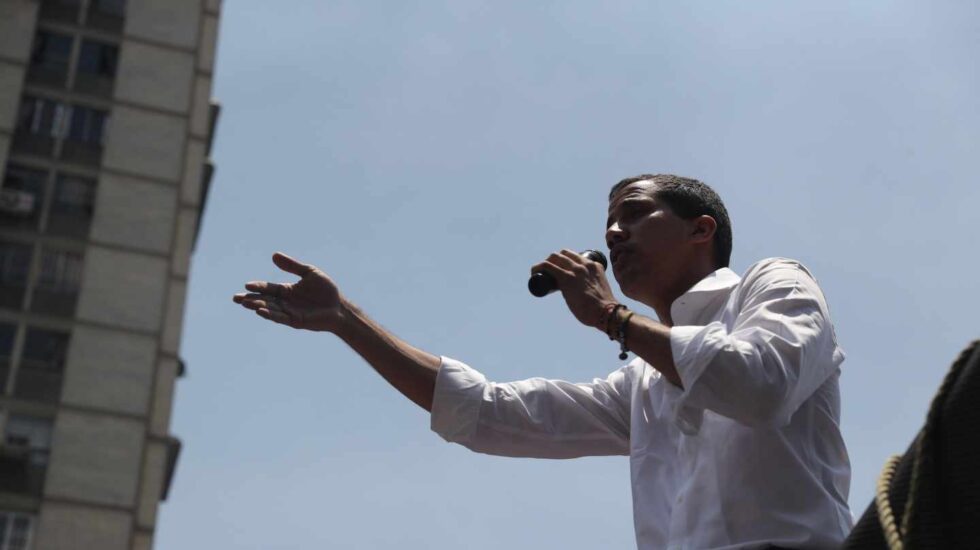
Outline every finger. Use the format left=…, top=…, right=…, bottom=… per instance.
left=237, top=295, right=266, bottom=310
left=234, top=292, right=272, bottom=304
left=558, top=249, right=587, bottom=265
left=546, top=252, right=579, bottom=272
left=239, top=297, right=278, bottom=312
left=245, top=281, right=288, bottom=297
left=560, top=250, right=602, bottom=274
left=273, top=252, right=315, bottom=277
left=531, top=261, right=575, bottom=282
left=257, top=307, right=295, bottom=327
left=238, top=293, right=290, bottom=312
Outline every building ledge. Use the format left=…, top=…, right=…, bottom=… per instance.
left=161, top=435, right=181, bottom=501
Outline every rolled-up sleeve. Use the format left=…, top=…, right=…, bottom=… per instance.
left=667, top=260, right=845, bottom=434
left=430, top=357, right=632, bottom=458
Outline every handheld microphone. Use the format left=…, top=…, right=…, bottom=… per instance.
left=528, top=250, right=608, bottom=297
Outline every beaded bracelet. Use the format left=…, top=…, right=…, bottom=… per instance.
left=599, top=303, right=626, bottom=339
left=597, top=302, right=618, bottom=332
left=615, top=310, right=635, bottom=360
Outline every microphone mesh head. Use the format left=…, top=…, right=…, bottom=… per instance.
left=582, top=250, right=608, bottom=270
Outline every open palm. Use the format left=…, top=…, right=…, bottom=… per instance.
left=233, top=252, right=344, bottom=332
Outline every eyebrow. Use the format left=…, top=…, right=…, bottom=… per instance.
left=606, top=197, right=655, bottom=228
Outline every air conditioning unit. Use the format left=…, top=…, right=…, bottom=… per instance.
left=0, top=188, right=36, bottom=216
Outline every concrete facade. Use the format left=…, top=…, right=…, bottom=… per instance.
left=76, top=246, right=169, bottom=333
left=0, top=63, right=25, bottom=130
left=60, top=326, right=158, bottom=416
left=0, top=1, right=39, bottom=63
left=114, top=41, right=195, bottom=113
left=90, top=173, right=178, bottom=254
left=0, top=0, right=221, bottom=548
left=33, top=504, right=132, bottom=550
left=102, top=107, right=187, bottom=182
left=44, top=412, right=145, bottom=507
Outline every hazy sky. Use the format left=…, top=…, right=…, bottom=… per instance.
left=157, top=2, right=978, bottom=548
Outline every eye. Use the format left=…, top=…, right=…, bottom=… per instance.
left=622, top=205, right=645, bottom=221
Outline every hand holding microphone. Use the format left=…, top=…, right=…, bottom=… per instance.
left=529, top=249, right=608, bottom=297
left=528, top=248, right=617, bottom=330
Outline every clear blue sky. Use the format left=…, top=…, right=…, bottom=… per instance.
left=157, top=2, right=979, bottom=548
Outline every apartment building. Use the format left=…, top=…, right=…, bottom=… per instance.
left=0, top=0, right=219, bottom=548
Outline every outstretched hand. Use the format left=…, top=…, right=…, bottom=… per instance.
left=233, top=252, right=346, bottom=332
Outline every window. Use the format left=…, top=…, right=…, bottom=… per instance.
left=15, top=97, right=65, bottom=139
left=87, top=0, right=126, bottom=32
left=0, top=166, right=47, bottom=232
left=0, top=242, right=32, bottom=311
left=1, top=415, right=53, bottom=500
left=46, top=174, right=95, bottom=237
left=77, top=40, right=118, bottom=78
left=61, top=105, right=108, bottom=165
left=14, top=329, right=69, bottom=403
left=0, top=324, right=15, bottom=395
left=75, top=40, right=118, bottom=96
left=13, top=97, right=63, bottom=156
left=0, top=511, right=34, bottom=550
left=13, top=98, right=107, bottom=163
left=65, top=106, right=106, bottom=145
left=28, top=31, right=72, bottom=88
left=15, top=98, right=107, bottom=144
left=30, top=249, right=83, bottom=317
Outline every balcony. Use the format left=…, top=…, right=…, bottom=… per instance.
left=38, top=0, right=80, bottom=25
left=0, top=447, right=48, bottom=498
left=86, top=2, right=125, bottom=33
left=73, top=72, right=114, bottom=98
left=26, top=63, right=68, bottom=90
left=59, top=139, right=103, bottom=166
left=12, top=366, right=64, bottom=404
left=10, top=132, right=55, bottom=159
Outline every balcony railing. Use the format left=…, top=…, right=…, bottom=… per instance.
left=0, top=447, right=49, bottom=497
left=10, top=132, right=55, bottom=158
left=73, top=72, right=114, bottom=98
left=26, top=64, right=68, bottom=89
left=86, top=6, right=125, bottom=33
left=12, top=366, right=64, bottom=403
left=38, top=1, right=80, bottom=25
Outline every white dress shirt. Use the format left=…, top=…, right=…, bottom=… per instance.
left=430, top=258, right=852, bottom=549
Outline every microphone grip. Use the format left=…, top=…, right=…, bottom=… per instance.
left=528, top=272, right=558, bottom=297
left=528, top=249, right=607, bottom=298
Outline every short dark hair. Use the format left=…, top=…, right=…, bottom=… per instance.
left=609, top=174, right=733, bottom=268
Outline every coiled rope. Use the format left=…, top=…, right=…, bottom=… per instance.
left=875, top=454, right=904, bottom=550
left=874, top=339, right=980, bottom=550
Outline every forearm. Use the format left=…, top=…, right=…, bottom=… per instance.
left=334, top=299, right=441, bottom=411
left=610, top=310, right=683, bottom=388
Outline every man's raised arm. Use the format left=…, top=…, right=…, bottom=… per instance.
left=232, top=252, right=440, bottom=410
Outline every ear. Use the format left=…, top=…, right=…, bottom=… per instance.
left=689, top=215, right=717, bottom=244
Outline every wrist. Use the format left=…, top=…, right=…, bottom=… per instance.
left=595, top=301, right=623, bottom=334
left=331, top=296, right=358, bottom=336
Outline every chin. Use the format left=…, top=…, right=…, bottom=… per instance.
left=615, top=276, right=637, bottom=300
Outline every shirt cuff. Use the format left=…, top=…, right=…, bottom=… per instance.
left=668, top=323, right=726, bottom=435
left=430, top=356, right=488, bottom=444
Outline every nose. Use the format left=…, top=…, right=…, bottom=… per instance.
left=606, top=222, right=627, bottom=249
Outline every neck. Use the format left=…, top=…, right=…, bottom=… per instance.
left=644, top=259, right=717, bottom=327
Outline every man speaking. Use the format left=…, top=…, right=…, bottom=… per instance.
left=233, top=174, right=852, bottom=549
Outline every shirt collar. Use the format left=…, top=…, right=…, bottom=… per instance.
left=669, top=267, right=741, bottom=326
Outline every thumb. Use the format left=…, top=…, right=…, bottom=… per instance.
left=272, top=252, right=314, bottom=277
